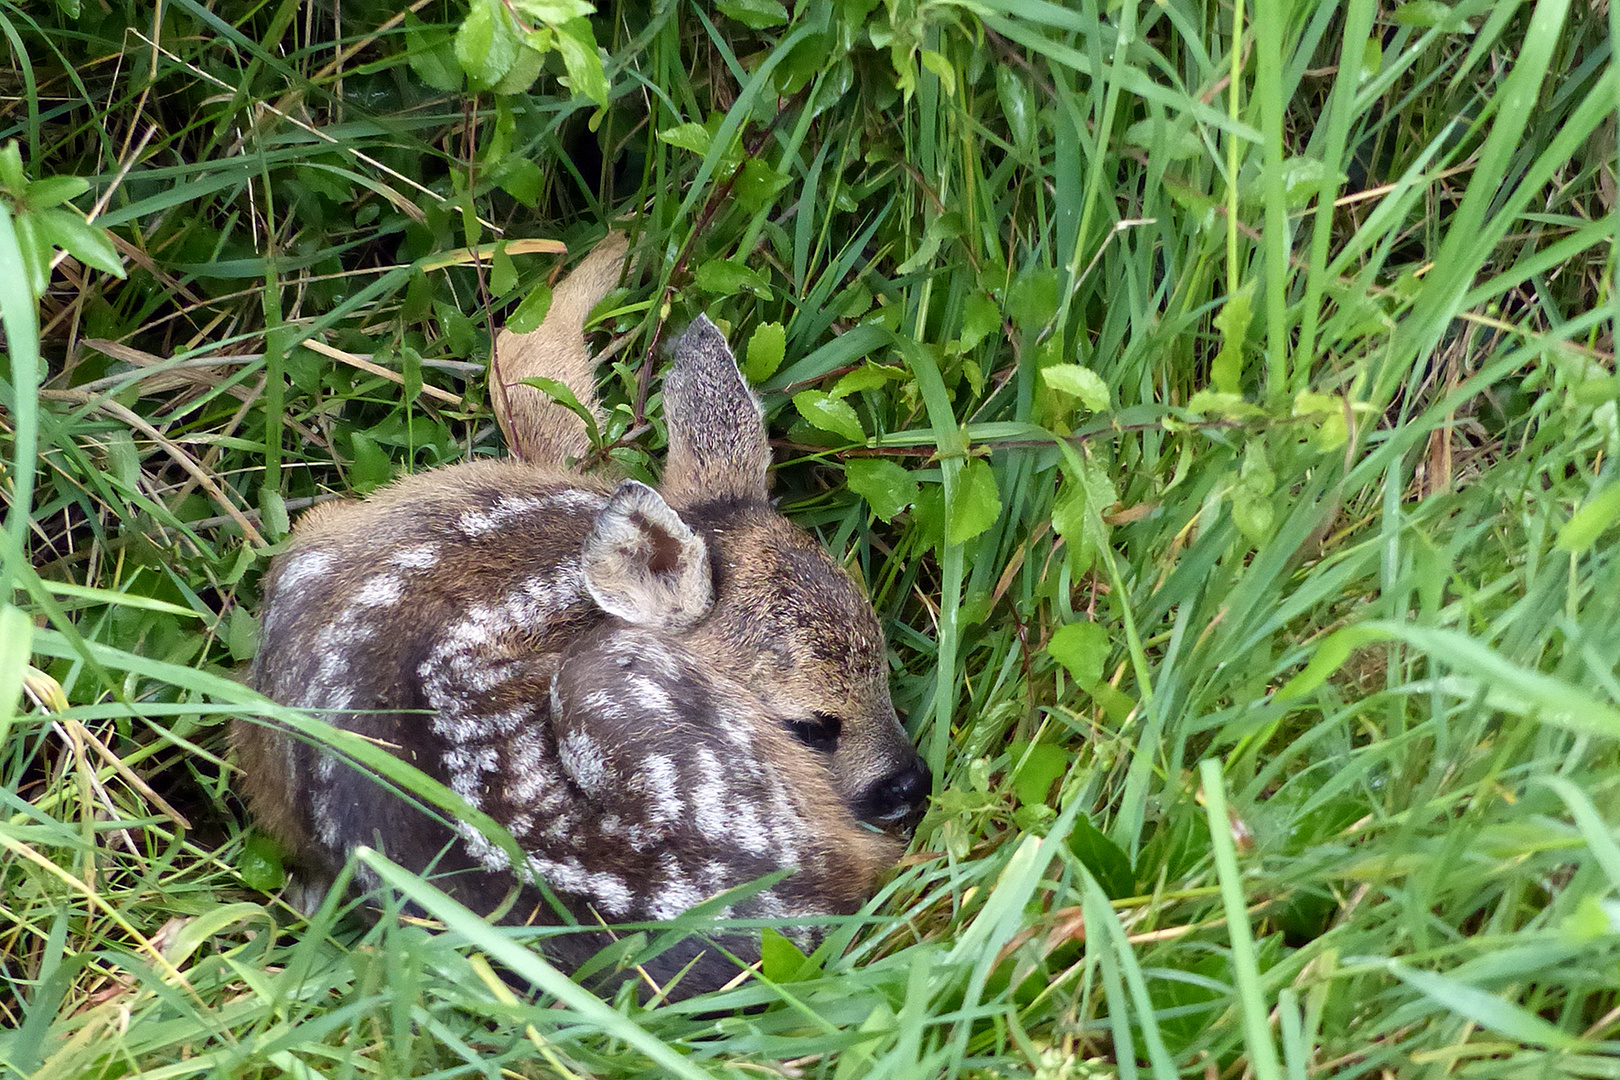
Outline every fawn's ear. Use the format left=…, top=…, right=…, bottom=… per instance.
left=582, top=481, right=713, bottom=628
left=661, top=315, right=771, bottom=507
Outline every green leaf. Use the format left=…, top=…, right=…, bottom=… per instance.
left=554, top=18, right=608, bottom=108
left=846, top=459, right=918, bottom=522
left=455, top=0, right=518, bottom=90
left=490, top=245, right=517, bottom=295
left=519, top=375, right=601, bottom=447
left=1231, top=490, right=1275, bottom=542
left=1388, top=962, right=1578, bottom=1050
left=918, top=49, right=956, bottom=97
left=226, top=606, right=259, bottom=663
left=1010, top=741, right=1070, bottom=807
left=947, top=456, right=1001, bottom=545
left=25, top=176, right=90, bottom=209
left=897, top=211, right=963, bottom=275
left=238, top=832, right=286, bottom=893
left=735, top=158, right=791, bottom=213
left=36, top=208, right=124, bottom=278
left=958, top=292, right=1000, bottom=351
left=507, top=281, right=552, bottom=333
left=793, top=390, right=866, bottom=443
left=995, top=66, right=1037, bottom=152
left=744, top=321, right=786, bottom=383
left=1068, top=816, right=1135, bottom=899
left=492, top=156, right=543, bottom=206
left=1124, top=116, right=1203, bottom=160
left=1391, top=1, right=1461, bottom=29
left=509, top=0, right=595, bottom=22
left=1041, top=364, right=1110, bottom=412
left=760, top=926, right=817, bottom=982
left=1238, top=438, right=1275, bottom=497
left=830, top=363, right=905, bottom=398
left=1211, top=285, right=1253, bottom=394
left=1047, top=620, right=1110, bottom=687
left=694, top=259, right=772, bottom=299
left=716, top=0, right=789, bottom=29
left=401, top=345, right=423, bottom=403
left=1557, top=481, right=1620, bottom=554
left=348, top=430, right=395, bottom=493
left=405, top=12, right=462, bottom=91
left=657, top=122, right=712, bottom=156
left=0, top=140, right=24, bottom=191
left=1293, top=390, right=1349, bottom=450
left=491, top=42, right=546, bottom=95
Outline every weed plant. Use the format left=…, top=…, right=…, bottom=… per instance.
left=2, top=0, right=1620, bottom=1076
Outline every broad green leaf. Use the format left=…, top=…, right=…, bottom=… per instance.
left=958, top=292, right=1000, bottom=351
left=348, top=431, right=395, bottom=493
left=948, top=456, right=1000, bottom=545
left=519, top=376, right=601, bottom=447
left=897, top=211, right=963, bottom=275
left=793, top=390, right=866, bottom=443
left=846, top=458, right=918, bottom=522
left=1557, top=481, right=1620, bottom=554
left=735, top=158, right=791, bottom=212
left=919, top=49, right=956, bottom=96
left=492, top=156, right=543, bottom=206
left=1042, top=364, right=1110, bottom=412
left=406, top=11, right=463, bottom=91
left=455, top=0, right=518, bottom=90
left=490, top=244, right=517, bottom=295
left=831, top=363, right=904, bottom=398
left=717, top=0, right=789, bottom=28
left=1293, top=390, right=1349, bottom=450
left=238, top=832, right=286, bottom=893
left=491, top=43, right=545, bottom=95
left=1068, top=815, right=1136, bottom=899
left=694, top=259, right=772, bottom=299
left=995, top=66, right=1037, bottom=152
left=657, top=122, right=712, bottom=156
left=37, top=207, right=124, bottom=278
left=1239, top=439, right=1275, bottom=497
left=1211, top=285, right=1253, bottom=394
left=1010, top=741, right=1070, bottom=807
left=1124, top=116, right=1203, bottom=160
left=510, top=0, right=595, bottom=22
left=1048, top=620, right=1110, bottom=687
left=25, top=176, right=89, bottom=209
left=760, top=926, right=817, bottom=982
left=744, top=321, right=786, bottom=383
left=554, top=19, right=608, bottom=108
left=507, top=281, right=552, bottom=333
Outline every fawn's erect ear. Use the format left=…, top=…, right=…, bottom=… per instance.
left=582, top=481, right=713, bottom=628
left=661, top=314, right=771, bottom=507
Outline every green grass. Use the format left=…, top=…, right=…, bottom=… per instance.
left=3, top=0, right=1620, bottom=1075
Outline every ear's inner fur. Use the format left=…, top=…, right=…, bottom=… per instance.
left=582, top=480, right=713, bottom=629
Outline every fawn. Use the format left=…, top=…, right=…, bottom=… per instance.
left=233, top=234, right=931, bottom=995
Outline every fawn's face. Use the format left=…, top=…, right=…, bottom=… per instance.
left=577, top=316, right=932, bottom=829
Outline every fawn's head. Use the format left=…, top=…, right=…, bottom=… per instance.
left=578, top=316, right=931, bottom=827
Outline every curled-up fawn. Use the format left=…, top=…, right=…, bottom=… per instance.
left=234, top=234, right=931, bottom=995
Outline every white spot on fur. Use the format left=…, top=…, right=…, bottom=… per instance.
left=389, top=543, right=440, bottom=570
left=691, top=749, right=730, bottom=841
left=559, top=730, right=609, bottom=792
left=457, top=495, right=546, bottom=537
left=525, top=855, right=633, bottom=917
left=352, top=574, right=405, bottom=608
left=277, top=550, right=335, bottom=592
left=635, top=755, right=683, bottom=824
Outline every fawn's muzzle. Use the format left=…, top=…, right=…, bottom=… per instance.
left=854, top=759, right=932, bottom=828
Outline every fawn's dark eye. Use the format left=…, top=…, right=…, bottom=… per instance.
left=785, top=712, right=843, bottom=753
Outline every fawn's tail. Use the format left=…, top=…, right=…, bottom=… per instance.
left=491, top=231, right=629, bottom=467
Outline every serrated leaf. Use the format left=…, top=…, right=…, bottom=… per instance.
left=744, top=321, right=785, bottom=383
left=456, top=0, right=519, bottom=90
left=846, top=458, right=918, bottom=522
left=958, top=292, right=1000, bottom=351
left=716, top=0, right=788, bottom=28
left=948, top=456, right=1000, bottom=545
left=1041, top=364, right=1110, bottom=412
left=694, top=259, right=772, bottom=299
left=657, top=122, right=712, bottom=156
left=1048, top=620, right=1110, bottom=687
left=793, top=390, right=866, bottom=443
left=507, top=281, right=553, bottom=333
left=1211, top=285, right=1252, bottom=394
left=37, top=208, right=124, bottom=278
left=554, top=19, right=608, bottom=108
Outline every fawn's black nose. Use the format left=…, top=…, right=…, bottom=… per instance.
left=855, top=759, right=933, bottom=827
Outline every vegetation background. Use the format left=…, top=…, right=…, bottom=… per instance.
left=2, top=0, right=1619, bottom=1075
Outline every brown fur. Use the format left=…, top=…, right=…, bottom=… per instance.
left=235, top=236, right=929, bottom=998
